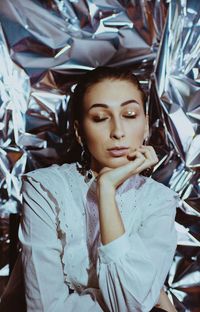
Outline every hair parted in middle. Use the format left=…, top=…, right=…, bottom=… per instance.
left=66, top=66, right=148, bottom=174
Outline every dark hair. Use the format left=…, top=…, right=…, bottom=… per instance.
left=71, top=66, right=146, bottom=123
left=66, top=66, right=147, bottom=170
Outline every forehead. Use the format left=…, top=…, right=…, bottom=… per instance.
left=84, top=79, right=143, bottom=107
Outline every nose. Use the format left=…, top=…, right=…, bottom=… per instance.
left=110, top=118, right=125, bottom=139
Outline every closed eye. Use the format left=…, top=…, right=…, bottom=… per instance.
left=123, top=113, right=137, bottom=118
left=93, top=117, right=108, bottom=122
left=124, top=115, right=137, bottom=118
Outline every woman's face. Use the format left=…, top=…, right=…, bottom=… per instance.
left=77, top=79, right=149, bottom=173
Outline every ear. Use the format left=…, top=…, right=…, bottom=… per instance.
left=74, top=120, right=82, bottom=145
left=143, top=114, right=149, bottom=141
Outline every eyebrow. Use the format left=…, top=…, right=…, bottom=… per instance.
left=88, top=100, right=140, bottom=111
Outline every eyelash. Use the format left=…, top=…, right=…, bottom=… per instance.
left=93, top=115, right=137, bottom=122
left=93, top=118, right=106, bottom=122
left=125, top=115, right=137, bottom=119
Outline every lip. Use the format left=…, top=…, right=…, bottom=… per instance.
left=107, top=147, right=129, bottom=157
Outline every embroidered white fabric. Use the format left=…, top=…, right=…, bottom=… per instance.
left=18, top=162, right=180, bottom=312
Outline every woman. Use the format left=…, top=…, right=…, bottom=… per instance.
left=9, top=67, right=179, bottom=311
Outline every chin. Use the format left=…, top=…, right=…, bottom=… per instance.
left=91, top=156, right=129, bottom=172
left=106, top=157, right=130, bottom=168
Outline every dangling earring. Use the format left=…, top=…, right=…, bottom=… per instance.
left=143, top=136, right=149, bottom=146
left=143, top=112, right=149, bottom=146
left=80, top=144, right=87, bottom=167
left=76, top=143, right=93, bottom=183
left=142, top=135, right=153, bottom=176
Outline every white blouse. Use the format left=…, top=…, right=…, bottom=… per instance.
left=18, top=162, right=179, bottom=312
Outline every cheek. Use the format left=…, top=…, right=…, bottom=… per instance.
left=127, top=123, right=145, bottom=147
left=82, top=121, right=105, bottom=147
left=126, top=120, right=146, bottom=141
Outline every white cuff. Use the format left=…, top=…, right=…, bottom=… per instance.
left=98, top=232, right=130, bottom=264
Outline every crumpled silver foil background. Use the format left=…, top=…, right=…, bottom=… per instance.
left=0, top=0, right=199, bottom=310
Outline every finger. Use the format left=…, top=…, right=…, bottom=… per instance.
left=127, top=149, right=157, bottom=171
left=136, top=147, right=155, bottom=167
left=130, top=146, right=152, bottom=157
left=137, top=146, right=152, bottom=159
left=135, top=157, right=157, bottom=174
left=137, top=146, right=159, bottom=164
left=127, top=148, right=145, bottom=158
left=110, top=152, right=146, bottom=183
left=140, top=145, right=158, bottom=160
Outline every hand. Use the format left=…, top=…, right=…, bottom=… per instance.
left=156, top=288, right=177, bottom=312
left=96, top=145, right=158, bottom=190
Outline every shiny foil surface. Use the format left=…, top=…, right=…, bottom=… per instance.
left=0, top=0, right=199, bottom=310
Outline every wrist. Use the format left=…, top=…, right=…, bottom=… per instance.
left=97, top=179, right=115, bottom=196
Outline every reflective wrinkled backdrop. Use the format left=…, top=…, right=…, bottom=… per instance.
left=0, top=0, right=199, bottom=311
